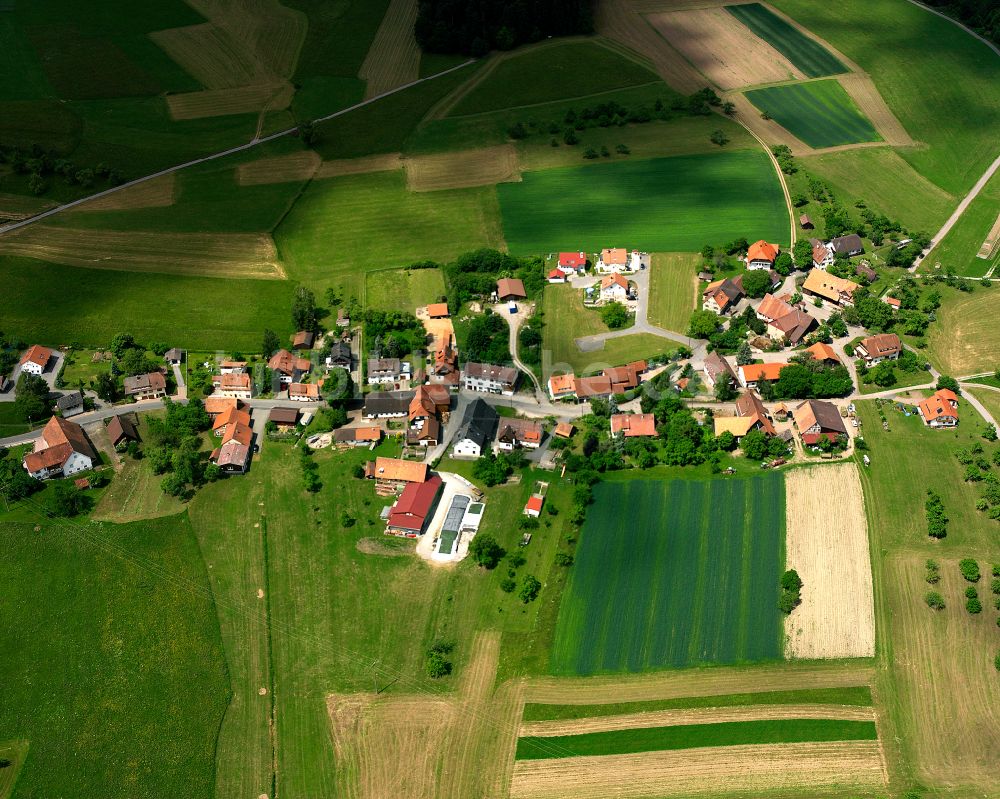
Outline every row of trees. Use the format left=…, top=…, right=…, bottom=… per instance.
left=0, top=144, right=125, bottom=197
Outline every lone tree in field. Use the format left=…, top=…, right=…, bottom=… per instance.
left=469, top=534, right=504, bottom=569
left=262, top=328, right=280, bottom=358
left=925, top=591, right=945, bottom=610
left=778, top=569, right=803, bottom=613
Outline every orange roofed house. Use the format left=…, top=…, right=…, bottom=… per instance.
left=19, top=344, right=52, bottom=376
left=547, top=373, right=577, bottom=401
left=737, top=362, right=787, bottom=389
left=426, top=302, right=449, bottom=319
left=702, top=276, right=745, bottom=315
left=497, top=417, right=544, bottom=450
left=23, top=416, right=96, bottom=480
left=855, top=333, right=901, bottom=366
left=268, top=349, right=311, bottom=384
left=610, top=413, right=657, bottom=437
left=917, top=389, right=959, bottom=428
left=802, top=269, right=858, bottom=307
left=369, top=457, right=428, bottom=491
left=806, top=342, right=840, bottom=364
left=746, top=240, right=780, bottom=270
left=212, top=371, right=252, bottom=400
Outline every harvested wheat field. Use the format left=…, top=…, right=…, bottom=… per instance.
left=784, top=463, right=874, bottom=659
left=0, top=192, right=56, bottom=221
left=647, top=8, right=804, bottom=90
left=237, top=151, right=321, bottom=185
left=166, top=82, right=293, bottom=120
left=152, top=23, right=272, bottom=88
left=358, top=0, right=420, bottom=98
left=977, top=211, right=1000, bottom=258
left=405, top=144, right=520, bottom=192
left=0, top=227, right=284, bottom=279
left=510, top=740, right=885, bottom=798
left=76, top=175, right=177, bottom=212
left=314, top=153, right=403, bottom=180
left=836, top=74, right=914, bottom=147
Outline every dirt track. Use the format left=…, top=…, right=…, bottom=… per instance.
left=784, top=463, right=875, bottom=659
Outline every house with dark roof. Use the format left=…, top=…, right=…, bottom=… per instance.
left=461, top=362, right=518, bottom=395
left=767, top=308, right=817, bottom=345
left=293, top=330, right=315, bottom=349
left=124, top=372, right=167, bottom=400
left=107, top=414, right=139, bottom=448
left=855, top=333, right=901, bottom=366
left=793, top=399, right=848, bottom=444
left=164, top=348, right=184, bottom=364
left=702, top=276, right=744, bottom=315
left=451, top=398, right=499, bottom=458
left=496, top=417, right=543, bottom=450
left=830, top=234, right=864, bottom=257
left=268, top=407, right=299, bottom=429
left=23, top=416, right=96, bottom=480
left=703, top=351, right=737, bottom=390
left=55, top=391, right=84, bottom=418
left=363, top=391, right=414, bottom=419
left=326, top=341, right=352, bottom=369
left=496, top=278, right=526, bottom=300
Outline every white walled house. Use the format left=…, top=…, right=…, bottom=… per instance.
left=19, top=345, right=51, bottom=376
left=461, top=362, right=518, bottom=395
left=23, top=416, right=96, bottom=480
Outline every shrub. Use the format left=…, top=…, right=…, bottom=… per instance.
left=925, top=490, right=947, bottom=538
left=966, top=597, right=983, bottom=614
left=995, top=651, right=1000, bottom=671
left=925, top=591, right=945, bottom=610
left=778, top=569, right=802, bottom=613
left=470, top=534, right=505, bottom=569
left=959, top=558, right=980, bottom=582
left=426, top=641, right=454, bottom=678
left=554, top=552, right=574, bottom=567
left=519, top=575, right=541, bottom=603
left=499, top=578, right=516, bottom=593
left=965, top=586, right=979, bottom=599
left=925, top=559, right=940, bottom=583
left=992, top=578, right=1000, bottom=594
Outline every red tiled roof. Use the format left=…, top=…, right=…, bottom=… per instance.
left=739, top=363, right=787, bottom=383
left=20, top=344, right=51, bottom=368
left=525, top=495, right=544, bottom=513
left=496, top=278, right=526, bottom=298
left=610, top=413, right=657, bottom=437
left=559, top=252, right=587, bottom=268
left=747, top=240, right=779, bottom=263
left=388, top=475, right=442, bottom=532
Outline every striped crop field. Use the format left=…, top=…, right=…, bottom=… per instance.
left=745, top=79, right=881, bottom=148
left=725, top=3, right=846, bottom=77
left=498, top=151, right=788, bottom=255
left=550, top=475, right=785, bottom=675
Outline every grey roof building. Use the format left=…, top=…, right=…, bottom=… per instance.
left=452, top=398, right=499, bottom=458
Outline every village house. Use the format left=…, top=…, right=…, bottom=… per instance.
left=596, top=247, right=629, bottom=273
left=367, top=357, right=409, bottom=385
left=603, top=361, right=647, bottom=393
left=554, top=422, right=574, bottom=438
left=802, top=269, right=858, bottom=306
left=205, top=396, right=240, bottom=416
left=386, top=475, right=443, bottom=537
left=23, top=416, right=96, bottom=480
left=558, top=251, right=587, bottom=274
left=830, top=233, right=865, bottom=257
left=219, top=360, right=247, bottom=375
left=124, top=371, right=167, bottom=400
left=703, top=350, right=737, bottom=390
left=768, top=307, right=817, bottom=346
left=268, top=349, right=311, bottom=384
left=702, top=276, right=745, bottom=315
left=333, top=426, right=383, bottom=447
left=55, top=391, right=84, bottom=418
left=737, top=362, right=788, bottom=389
left=793, top=399, right=848, bottom=444
left=461, top=362, right=518, bottom=395
left=427, top=302, right=449, bottom=319
left=806, top=342, right=841, bottom=364
left=496, top=417, right=543, bottom=450
left=107, top=414, right=139, bottom=449
left=610, top=413, right=657, bottom=437
left=407, top=416, right=440, bottom=447
left=496, top=278, right=527, bottom=301
left=292, top=330, right=314, bottom=349
left=164, top=348, right=184, bottom=365
left=267, top=407, right=299, bottom=430
left=547, top=268, right=567, bottom=283
left=210, top=419, right=253, bottom=474
left=363, top=391, right=413, bottom=419
left=917, top=389, right=959, bottom=427
left=547, top=373, right=577, bottom=401
left=452, top=398, right=499, bottom=458
left=746, top=240, right=780, bottom=270
left=883, top=295, right=902, bottom=310
left=326, top=341, right=352, bottom=369
left=599, top=273, right=631, bottom=302
left=212, top=372, right=252, bottom=400
left=855, top=333, right=901, bottom=366
left=336, top=308, right=350, bottom=328
left=288, top=382, right=320, bottom=401
left=368, top=457, right=429, bottom=491
left=574, top=374, right=613, bottom=401
left=755, top=293, right=793, bottom=324
left=429, top=341, right=460, bottom=388
left=855, top=263, right=878, bottom=283
left=408, top=386, right=437, bottom=426
left=811, top=243, right=836, bottom=270
left=19, top=345, right=51, bottom=376
left=714, top=390, right=775, bottom=440
left=212, top=405, right=251, bottom=437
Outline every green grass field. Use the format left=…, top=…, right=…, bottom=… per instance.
left=924, top=285, right=1000, bottom=376
left=745, top=80, right=881, bottom=148
left=499, top=151, right=788, bottom=255
left=0, top=514, right=230, bottom=799
left=857, top=366, right=933, bottom=395
left=550, top=474, right=785, bottom=675
left=365, top=266, right=447, bottom=311
left=0, top=740, right=28, bottom=799
left=516, top=718, right=877, bottom=760
left=449, top=41, right=659, bottom=116
left=647, top=252, right=699, bottom=332
left=522, top=686, right=873, bottom=721
left=923, top=167, right=1000, bottom=277
left=725, top=3, right=847, bottom=77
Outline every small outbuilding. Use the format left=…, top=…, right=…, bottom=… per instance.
left=496, top=278, right=526, bottom=301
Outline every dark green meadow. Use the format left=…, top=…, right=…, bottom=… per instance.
left=725, top=3, right=847, bottom=78
left=550, top=474, right=786, bottom=676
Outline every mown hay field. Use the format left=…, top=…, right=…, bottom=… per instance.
left=357, top=0, right=420, bottom=98
left=550, top=475, right=785, bottom=675
left=925, top=285, right=1000, bottom=375
left=404, top=143, right=520, bottom=192
left=744, top=79, right=881, bottom=149
left=725, top=3, right=847, bottom=78
left=498, top=151, right=788, bottom=255
left=646, top=252, right=699, bottom=333
left=365, top=266, right=446, bottom=312
left=923, top=167, right=1000, bottom=277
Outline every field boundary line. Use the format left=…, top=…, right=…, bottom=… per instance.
left=444, top=80, right=664, bottom=121
left=0, top=59, right=476, bottom=237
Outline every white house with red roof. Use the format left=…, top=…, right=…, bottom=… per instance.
left=600, top=273, right=630, bottom=301
left=557, top=252, right=587, bottom=274
left=19, top=345, right=52, bottom=376
left=917, top=389, right=959, bottom=427
left=23, top=416, right=96, bottom=480
left=746, top=240, right=780, bottom=270
left=547, top=268, right=567, bottom=283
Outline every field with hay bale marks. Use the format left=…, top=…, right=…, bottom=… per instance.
left=404, top=144, right=520, bottom=191
left=550, top=474, right=785, bottom=675
left=499, top=150, right=788, bottom=255
left=357, top=0, right=420, bottom=98
left=725, top=3, right=847, bottom=77
left=744, top=80, right=881, bottom=149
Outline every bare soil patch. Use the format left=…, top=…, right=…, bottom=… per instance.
left=405, top=144, right=520, bottom=192
left=0, top=226, right=284, bottom=279
left=647, top=7, right=804, bottom=90
left=76, top=174, right=177, bottom=212
left=836, top=73, right=914, bottom=147
left=236, top=150, right=321, bottom=185
left=510, top=741, right=885, bottom=798
left=520, top=704, right=874, bottom=737
left=166, top=82, right=293, bottom=120
left=358, top=0, right=420, bottom=98
left=314, top=153, right=403, bottom=180
left=784, top=463, right=875, bottom=659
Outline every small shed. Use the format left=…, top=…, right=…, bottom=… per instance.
left=799, top=214, right=814, bottom=230
left=292, top=330, right=314, bottom=349
left=496, top=278, right=526, bottom=301
left=107, top=414, right=139, bottom=448
left=426, top=302, right=449, bottom=318
left=164, top=348, right=184, bottom=364
left=524, top=494, right=544, bottom=517
left=554, top=422, right=574, bottom=438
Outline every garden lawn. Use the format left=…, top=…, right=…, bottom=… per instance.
left=498, top=151, right=788, bottom=255
left=275, top=170, right=503, bottom=296
left=550, top=474, right=786, bottom=675
left=858, top=366, right=933, bottom=395
left=0, top=514, right=229, bottom=799
left=647, top=252, right=699, bottom=333
left=923, top=167, right=1000, bottom=277
left=744, top=80, right=880, bottom=148
left=365, top=266, right=447, bottom=312
left=449, top=41, right=658, bottom=116
left=725, top=3, right=846, bottom=77
left=516, top=718, right=877, bottom=759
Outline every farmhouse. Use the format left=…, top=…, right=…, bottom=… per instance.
left=714, top=390, right=775, bottom=439
left=547, top=268, right=567, bottom=283
left=429, top=342, right=460, bottom=388
left=793, top=399, right=848, bottom=443
left=334, top=426, right=383, bottom=446
left=496, top=278, right=526, bottom=300
left=802, top=269, right=858, bottom=306
left=107, top=414, right=138, bottom=448
left=830, top=233, right=865, bottom=257
left=55, top=391, right=84, bottom=418
left=855, top=333, right=901, bottom=366
left=211, top=423, right=252, bottom=474
left=292, top=330, right=314, bottom=349
left=124, top=372, right=167, bottom=400
left=610, top=413, right=657, bottom=437
left=212, top=372, right=252, bottom=400
left=23, top=416, right=96, bottom=480
left=267, top=407, right=299, bottom=430
left=806, top=342, right=841, bottom=364
left=219, top=360, right=247, bottom=374
left=212, top=405, right=251, bottom=437
left=386, top=475, right=443, bottom=537
left=336, top=308, right=350, bottom=328
left=288, top=382, right=320, bottom=401
left=461, top=362, right=518, bottom=395
left=755, top=293, right=793, bottom=324
left=426, top=302, right=449, bottom=319
left=767, top=307, right=817, bottom=345
left=326, top=341, right=352, bottom=369
left=205, top=396, right=240, bottom=416
left=19, top=345, right=51, bottom=376
left=703, top=350, right=737, bottom=390
left=702, top=276, right=744, bottom=314
left=883, top=295, right=901, bottom=310
left=547, top=373, right=577, bottom=401
left=369, top=457, right=428, bottom=491
left=558, top=251, right=587, bottom=274
left=496, top=417, right=543, bottom=450
left=737, top=362, right=787, bottom=389
left=812, top=244, right=835, bottom=270
left=367, top=357, right=408, bottom=385
left=363, top=391, right=413, bottom=419
left=268, top=349, right=311, bottom=383
left=746, top=240, right=779, bottom=270
left=917, top=389, right=959, bottom=427
left=452, top=398, right=499, bottom=458
left=164, top=348, right=184, bottom=365
left=599, top=273, right=630, bottom=301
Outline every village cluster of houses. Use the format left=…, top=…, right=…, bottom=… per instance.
left=546, top=360, right=648, bottom=402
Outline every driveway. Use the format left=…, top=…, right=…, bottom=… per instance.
left=493, top=301, right=544, bottom=399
